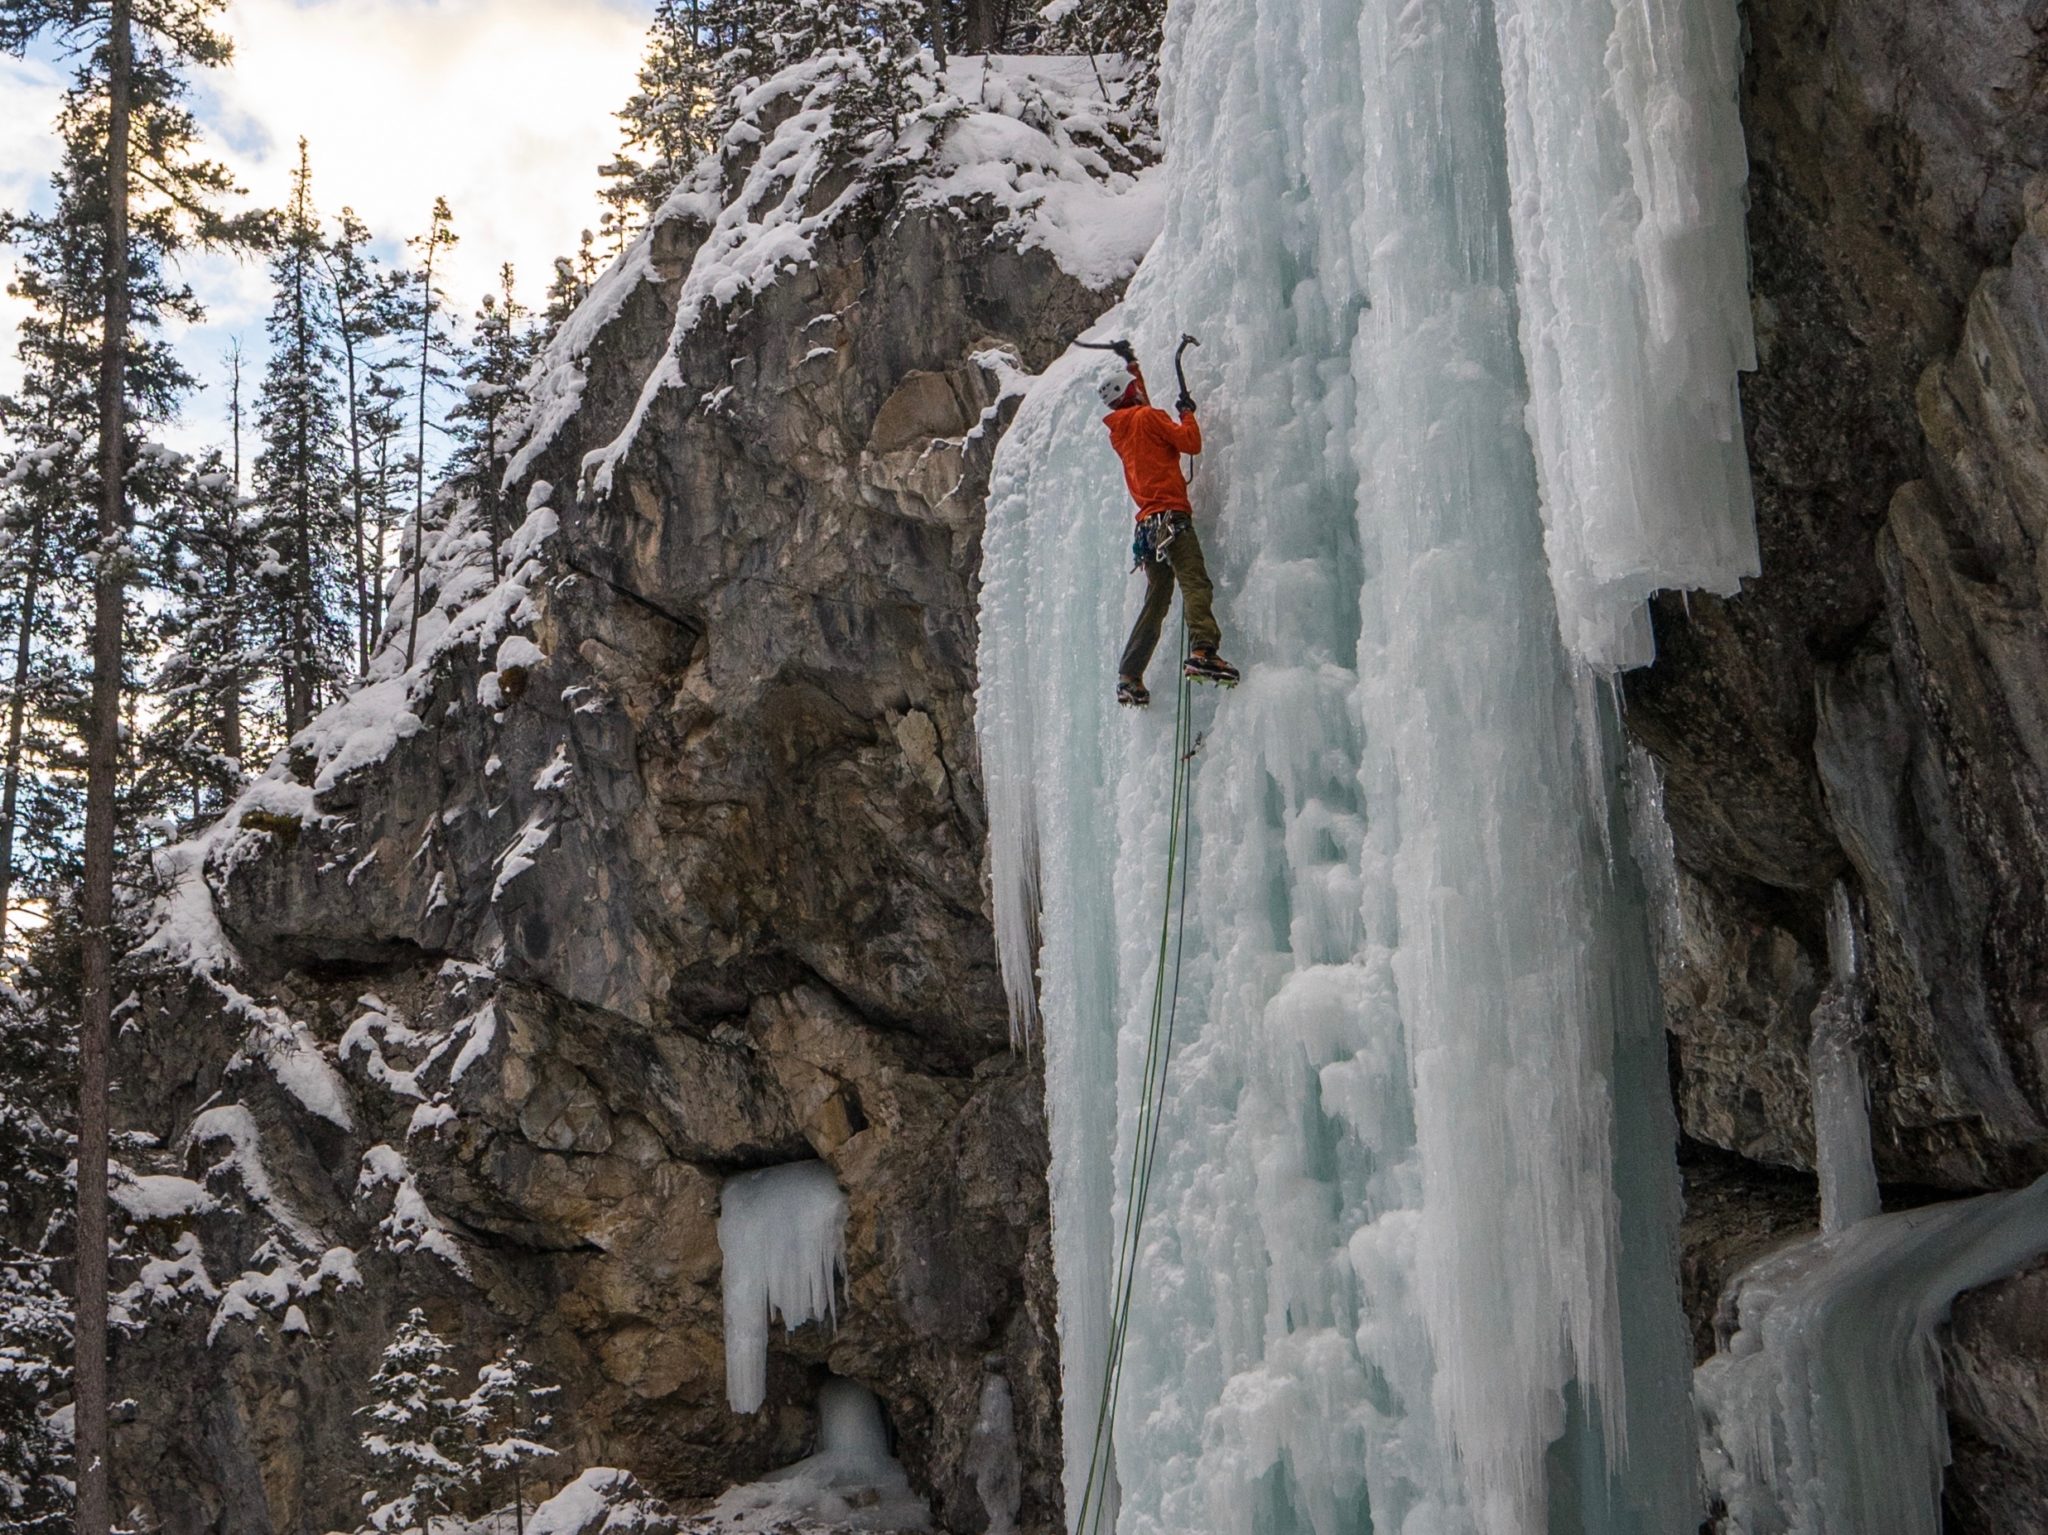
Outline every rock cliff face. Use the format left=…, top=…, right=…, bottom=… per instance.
left=108, top=84, right=1132, bottom=1535
left=1631, top=0, right=2048, bottom=1523
left=105, top=10, right=2048, bottom=1532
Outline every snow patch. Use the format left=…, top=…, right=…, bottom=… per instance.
left=358, top=1144, right=471, bottom=1277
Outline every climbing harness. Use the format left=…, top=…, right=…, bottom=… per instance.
left=1131, top=510, right=1189, bottom=571
left=1073, top=623, right=1200, bottom=1535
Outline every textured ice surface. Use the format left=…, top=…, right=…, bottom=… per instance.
left=976, top=0, right=1736, bottom=1527
left=975, top=0, right=1756, bottom=1529
left=1495, top=0, right=1759, bottom=664
left=1695, top=1175, right=2048, bottom=1534
left=718, top=1160, right=848, bottom=1413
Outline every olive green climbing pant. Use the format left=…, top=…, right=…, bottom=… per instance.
left=1119, top=516, right=1221, bottom=683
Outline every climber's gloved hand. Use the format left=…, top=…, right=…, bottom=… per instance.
left=1113, top=340, right=1136, bottom=363
left=1176, top=391, right=1196, bottom=414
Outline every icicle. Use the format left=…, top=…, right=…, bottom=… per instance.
left=1811, top=883, right=1881, bottom=1236
left=1624, top=744, right=1686, bottom=975
left=718, top=1160, right=848, bottom=1413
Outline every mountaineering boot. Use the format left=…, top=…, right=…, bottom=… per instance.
left=1117, top=676, right=1151, bottom=708
left=1184, top=647, right=1239, bottom=687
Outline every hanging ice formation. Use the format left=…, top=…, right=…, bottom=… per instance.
left=1694, top=1174, right=2048, bottom=1534
left=975, top=0, right=1755, bottom=1530
left=718, top=1160, right=848, bottom=1413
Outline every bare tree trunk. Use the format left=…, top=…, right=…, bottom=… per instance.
left=963, top=0, right=1000, bottom=52
left=926, top=0, right=948, bottom=65
left=222, top=348, right=244, bottom=769
left=76, top=6, right=132, bottom=1534
left=343, top=337, right=370, bottom=677
left=404, top=233, right=437, bottom=671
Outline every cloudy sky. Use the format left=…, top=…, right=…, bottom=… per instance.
left=2, top=0, right=650, bottom=454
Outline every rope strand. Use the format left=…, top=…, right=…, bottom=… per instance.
left=1073, top=622, right=1197, bottom=1535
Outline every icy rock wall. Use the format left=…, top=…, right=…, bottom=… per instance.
left=977, top=0, right=1756, bottom=1530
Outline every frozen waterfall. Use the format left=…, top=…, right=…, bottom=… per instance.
left=974, top=0, right=1756, bottom=1531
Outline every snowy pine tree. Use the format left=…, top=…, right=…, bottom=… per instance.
left=449, top=266, right=535, bottom=582
left=324, top=206, right=408, bottom=679
left=599, top=0, right=720, bottom=239
left=359, top=1309, right=472, bottom=1535
left=0, top=14, right=265, bottom=1520
left=820, top=0, right=941, bottom=162
left=459, top=1346, right=558, bottom=1535
left=0, top=953, right=72, bottom=1535
left=399, top=197, right=460, bottom=671
left=0, top=198, right=93, bottom=944
left=250, top=139, right=349, bottom=737
left=146, top=447, right=263, bottom=819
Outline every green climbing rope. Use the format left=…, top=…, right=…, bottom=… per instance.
left=1073, top=625, right=1199, bottom=1535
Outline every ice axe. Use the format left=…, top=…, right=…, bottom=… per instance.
left=1173, top=333, right=1200, bottom=413
left=1074, top=336, right=1136, bottom=364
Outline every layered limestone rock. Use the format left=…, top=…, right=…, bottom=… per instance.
left=108, top=62, right=1145, bottom=1535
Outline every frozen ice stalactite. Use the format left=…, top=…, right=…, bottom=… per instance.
left=1810, top=884, right=1881, bottom=1236
left=978, top=0, right=1709, bottom=1527
left=1495, top=0, right=1759, bottom=666
left=718, top=1160, right=847, bottom=1413
left=1695, top=1174, right=2048, bottom=1534
left=695, top=1378, right=931, bottom=1532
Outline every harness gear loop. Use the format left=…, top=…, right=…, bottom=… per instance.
left=1131, top=510, right=1189, bottom=571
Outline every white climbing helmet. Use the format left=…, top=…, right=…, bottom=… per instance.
left=1099, top=374, right=1133, bottom=409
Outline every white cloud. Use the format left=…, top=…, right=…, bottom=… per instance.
left=0, top=53, right=68, bottom=408
left=3, top=0, right=648, bottom=451
left=208, top=0, right=646, bottom=312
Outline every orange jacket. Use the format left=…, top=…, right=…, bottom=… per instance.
left=1106, top=374, right=1201, bottom=519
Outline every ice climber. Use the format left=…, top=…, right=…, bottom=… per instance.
left=1100, top=353, right=1239, bottom=707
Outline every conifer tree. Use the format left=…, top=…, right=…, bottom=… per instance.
left=460, top=1346, right=558, bottom=1535
left=0, top=12, right=267, bottom=1535
left=540, top=230, right=603, bottom=347
left=599, top=0, right=719, bottom=238
left=450, top=266, right=534, bottom=582
left=823, top=0, right=939, bottom=160
left=362, top=369, right=407, bottom=650
left=401, top=197, right=459, bottom=672
left=147, top=448, right=261, bottom=818
left=251, top=139, right=347, bottom=736
left=324, top=206, right=407, bottom=679
left=0, top=927, right=74, bottom=1535
left=0, top=192, right=93, bottom=944
left=721, top=0, right=942, bottom=164
left=359, top=1309, right=471, bottom=1535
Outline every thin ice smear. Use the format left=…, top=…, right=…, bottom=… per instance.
left=1696, top=1175, right=2048, bottom=1534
